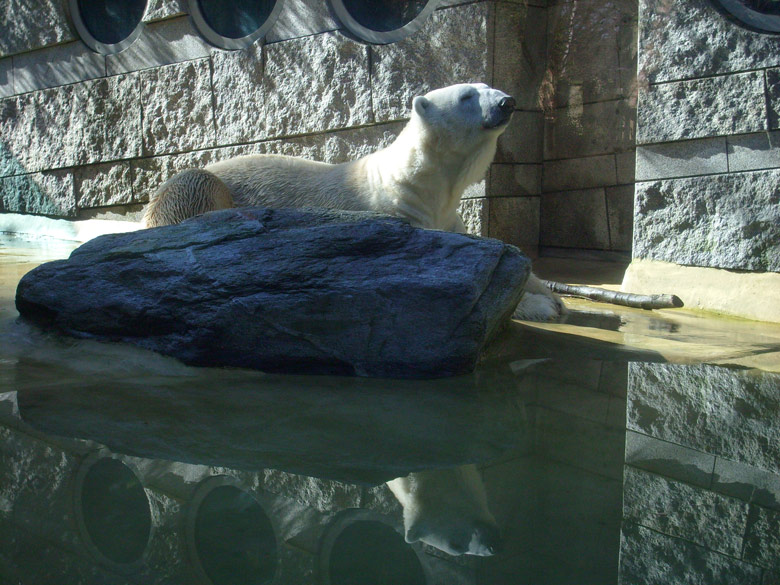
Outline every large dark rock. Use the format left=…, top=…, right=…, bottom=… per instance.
left=16, top=208, right=530, bottom=378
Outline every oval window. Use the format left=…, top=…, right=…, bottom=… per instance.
left=69, top=0, right=148, bottom=54
left=329, top=0, right=442, bottom=44
left=188, top=0, right=285, bottom=49
left=710, top=0, right=780, bottom=34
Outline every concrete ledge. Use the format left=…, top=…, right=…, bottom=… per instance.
left=0, top=212, right=142, bottom=242
left=622, top=258, right=780, bottom=323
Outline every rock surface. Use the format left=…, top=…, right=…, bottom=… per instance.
left=15, top=208, right=530, bottom=379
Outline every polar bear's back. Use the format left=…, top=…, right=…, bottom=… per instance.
left=205, top=154, right=372, bottom=212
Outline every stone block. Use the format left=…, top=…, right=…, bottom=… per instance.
left=598, top=361, right=628, bottom=398
left=727, top=131, right=780, bottom=172
left=493, top=3, right=546, bottom=111
left=623, top=466, right=749, bottom=557
left=543, top=154, right=617, bottom=192
left=619, top=522, right=763, bottom=585
left=214, top=33, right=371, bottom=144
left=0, top=57, right=13, bottom=97
left=638, top=0, right=780, bottom=84
left=605, top=184, right=634, bottom=251
left=12, top=41, right=105, bottom=94
left=458, top=197, right=489, bottom=237
left=74, top=162, right=133, bottom=209
left=1, top=76, right=142, bottom=174
left=490, top=164, right=541, bottom=197
left=637, top=72, right=767, bottom=144
left=139, top=59, right=216, bottom=156
left=627, top=363, right=780, bottom=474
left=633, top=170, right=780, bottom=271
left=540, top=188, right=610, bottom=249
left=0, top=0, right=75, bottom=57
left=544, top=98, right=636, bottom=159
left=144, top=0, right=187, bottom=22
left=624, top=432, right=716, bottom=489
left=712, top=458, right=780, bottom=511
left=488, top=196, right=540, bottom=254
left=105, top=16, right=211, bottom=75
left=767, top=69, right=780, bottom=130
left=371, top=4, right=490, bottom=122
left=266, top=0, right=340, bottom=43
left=0, top=171, right=75, bottom=217
left=615, top=149, right=636, bottom=184
left=744, top=506, right=780, bottom=570
left=497, top=111, right=543, bottom=163
left=635, top=137, right=728, bottom=181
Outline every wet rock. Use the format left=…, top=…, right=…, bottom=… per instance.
left=15, top=208, right=530, bottom=379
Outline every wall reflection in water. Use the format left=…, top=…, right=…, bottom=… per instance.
left=1, top=353, right=777, bottom=584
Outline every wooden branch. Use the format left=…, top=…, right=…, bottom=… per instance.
left=542, top=280, right=683, bottom=310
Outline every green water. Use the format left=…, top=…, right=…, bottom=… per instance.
left=1, top=235, right=778, bottom=584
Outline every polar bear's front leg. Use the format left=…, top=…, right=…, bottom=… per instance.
left=513, top=273, right=567, bottom=321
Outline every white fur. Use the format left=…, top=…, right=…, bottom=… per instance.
left=386, top=465, right=501, bottom=556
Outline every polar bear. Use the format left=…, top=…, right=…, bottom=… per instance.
left=142, top=83, right=563, bottom=321
left=386, top=465, right=501, bottom=556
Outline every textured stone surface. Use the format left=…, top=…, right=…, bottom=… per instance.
left=638, top=0, right=780, bottom=84
left=625, top=431, right=716, bottom=489
left=727, top=132, right=780, bottom=173
left=605, top=184, right=634, bottom=251
left=139, top=59, right=215, bottom=156
left=636, top=72, right=767, bottom=144
left=16, top=208, right=531, bottom=379
left=144, top=0, right=186, bottom=22
left=769, top=68, right=780, bottom=131
left=543, top=155, right=617, bottom=192
left=0, top=0, right=75, bottom=57
left=712, top=459, right=780, bottom=512
left=541, top=188, right=610, bottom=249
left=627, top=363, right=780, bottom=474
left=744, top=505, right=780, bottom=570
left=105, top=16, right=211, bottom=75
left=13, top=41, right=105, bottom=94
left=0, top=57, right=14, bottom=97
left=0, top=76, right=142, bottom=174
left=497, top=111, right=543, bottom=164
left=131, top=150, right=219, bottom=204
left=458, top=197, right=489, bottom=237
left=633, top=170, right=780, bottom=271
left=371, top=4, right=489, bottom=122
left=75, top=163, right=133, bottom=209
left=544, top=99, right=636, bottom=159
left=623, top=467, right=749, bottom=557
left=0, top=171, right=75, bottom=217
left=635, top=137, right=728, bottom=181
left=213, top=33, right=371, bottom=145
left=619, top=522, right=763, bottom=585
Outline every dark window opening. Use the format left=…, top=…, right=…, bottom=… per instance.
left=70, top=0, right=147, bottom=54
left=330, top=0, right=440, bottom=44
left=188, top=0, right=284, bottom=49
left=711, top=0, right=780, bottom=33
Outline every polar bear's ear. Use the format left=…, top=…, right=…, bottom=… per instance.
left=412, top=96, right=430, bottom=118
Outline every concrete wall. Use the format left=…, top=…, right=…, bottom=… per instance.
left=0, top=0, right=641, bottom=257
left=633, top=0, right=780, bottom=273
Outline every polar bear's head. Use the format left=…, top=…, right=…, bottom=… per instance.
left=411, top=83, right=516, bottom=150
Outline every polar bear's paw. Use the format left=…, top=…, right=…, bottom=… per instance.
left=513, top=291, right=566, bottom=321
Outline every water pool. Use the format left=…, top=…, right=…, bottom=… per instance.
left=1, top=235, right=779, bottom=584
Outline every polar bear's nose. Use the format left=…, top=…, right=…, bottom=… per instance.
left=498, top=96, right=516, bottom=114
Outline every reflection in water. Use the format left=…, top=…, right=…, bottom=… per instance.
left=76, top=455, right=152, bottom=566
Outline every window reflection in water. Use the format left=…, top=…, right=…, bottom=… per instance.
left=341, top=0, right=429, bottom=32
left=197, top=0, right=277, bottom=39
left=76, top=0, right=146, bottom=45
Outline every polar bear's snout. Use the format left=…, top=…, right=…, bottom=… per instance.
left=483, top=94, right=516, bottom=129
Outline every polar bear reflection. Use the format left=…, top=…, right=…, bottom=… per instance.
left=143, top=83, right=563, bottom=321
left=387, top=464, right=501, bottom=557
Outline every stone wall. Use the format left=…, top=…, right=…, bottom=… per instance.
left=0, top=0, right=640, bottom=256
left=540, top=0, right=639, bottom=253
left=633, top=0, right=780, bottom=273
